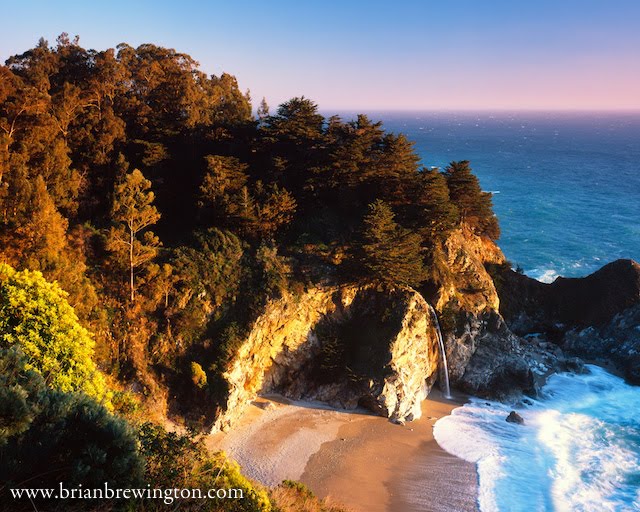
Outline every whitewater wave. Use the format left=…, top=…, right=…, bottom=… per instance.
left=531, top=268, right=559, bottom=283
left=434, top=366, right=640, bottom=511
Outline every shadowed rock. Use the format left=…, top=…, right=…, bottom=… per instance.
left=496, top=259, right=640, bottom=335
left=506, top=411, right=524, bottom=425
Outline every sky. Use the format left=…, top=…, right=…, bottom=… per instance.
left=1, top=0, right=639, bottom=111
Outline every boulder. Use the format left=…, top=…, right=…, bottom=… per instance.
left=506, top=411, right=525, bottom=425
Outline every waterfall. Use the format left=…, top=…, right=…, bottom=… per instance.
left=428, top=305, right=452, bottom=399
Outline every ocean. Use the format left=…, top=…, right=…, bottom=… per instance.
left=352, top=110, right=640, bottom=282
left=434, top=367, right=640, bottom=511
left=364, top=111, right=640, bottom=511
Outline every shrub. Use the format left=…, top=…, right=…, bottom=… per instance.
left=0, top=263, right=111, bottom=405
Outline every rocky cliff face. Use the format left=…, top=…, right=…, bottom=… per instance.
left=212, top=285, right=441, bottom=432
left=496, top=259, right=640, bottom=336
left=563, top=304, right=640, bottom=384
left=429, top=226, right=508, bottom=385
left=212, top=228, right=632, bottom=431
left=496, top=259, right=640, bottom=384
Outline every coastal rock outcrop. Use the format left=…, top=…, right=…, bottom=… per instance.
left=495, top=259, right=640, bottom=336
left=212, top=228, right=634, bottom=431
left=429, top=226, right=511, bottom=387
left=563, top=303, right=640, bottom=385
left=453, top=312, right=573, bottom=399
left=212, top=285, right=440, bottom=432
left=495, top=258, right=640, bottom=381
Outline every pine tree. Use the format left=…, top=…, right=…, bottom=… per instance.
left=257, top=97, right=269, bottom=125
left=361, top=200, right=427, bottom=287
left=414, top=168, right=459, bottom=239
left=254, top=183, right=297, bottom=238
left=444, top=161, right=500, bottom=239
left=107, top=169, right=161, bottom=302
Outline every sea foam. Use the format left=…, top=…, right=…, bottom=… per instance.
left=434, top=366, right=640, bottom=511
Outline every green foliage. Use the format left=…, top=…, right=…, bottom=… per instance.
left=265, top=97, right=325, bottom=142
left=0, top=346, right=45, bottom=445
left=252, top=244, right=291, bottom=299
left=412, top=168, right=459, bottom=239
left=0, top=263, right=110, bottom=403
left=138, top=423, right=272, bottom=511
left=166, top=229, right=245, bottom=352
left=110, top=389, right=142, bottom=417
left=444, top=160, right=500, bottom=240
left=361, top=200, right=427, bottom=287
left=199, top=156, right=296, bottom=240
left=191, top=361, right=208, bottom=389
left=1, top=390, right=143, bottom=490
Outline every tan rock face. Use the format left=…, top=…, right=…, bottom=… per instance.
left=432, top=227, right=507, bottom=383
left=213, top=286, right=440, bottom=432
left=436, top=226, right=505, bottom=315
left=213, top=228, right=512, bottom=432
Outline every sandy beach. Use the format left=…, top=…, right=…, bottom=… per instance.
left=206, top=391, right=478, bottom=512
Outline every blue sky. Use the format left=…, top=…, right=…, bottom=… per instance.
left=1, top=0, right=639, bottom=110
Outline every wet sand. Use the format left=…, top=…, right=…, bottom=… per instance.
left=206, top=391, right=478, bottom=512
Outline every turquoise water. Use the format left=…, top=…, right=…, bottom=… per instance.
left=434, top=366, right=640, bottom=511
left=346, top=111, right=640, bottom=281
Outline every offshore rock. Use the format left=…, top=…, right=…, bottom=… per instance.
left=496, top=259, right=640, bottom=336
left=212, top=285, right=440, bottom=432
left=506, top=411, right=525, bottom=425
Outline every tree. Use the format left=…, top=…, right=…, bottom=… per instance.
left=1, top=391, right=142, bottom=491
left=0, top=346, right=45, bottom=445
left=107, top=169, right=161, bottom=302
left=411, top=168, right=459, bottom=240
left=0, top=263, right=110, bottom=402
left=254, top=183, right=297, bottom=238
left=361, top=200, right=427, bottom=287
left=265, top=96, right=324, bottom=140
left=444, top=160, right=500, bottom=240
left=257, top=97, right=269, bottom=125
left=199, top=154, right=249, bottom=223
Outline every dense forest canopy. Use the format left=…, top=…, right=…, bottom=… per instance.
left=0, top=34, right=498, bottom=422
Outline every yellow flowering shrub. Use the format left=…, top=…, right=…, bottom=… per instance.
left=0, top=263, right=111, bottom=406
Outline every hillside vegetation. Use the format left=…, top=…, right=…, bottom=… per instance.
left=0, top=35, right=499, bottom=510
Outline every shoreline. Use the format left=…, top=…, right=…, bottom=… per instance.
left=206, top=391, right=478, bottom=512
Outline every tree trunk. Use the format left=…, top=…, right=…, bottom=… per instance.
left=129, top=226, right=135, bottom=302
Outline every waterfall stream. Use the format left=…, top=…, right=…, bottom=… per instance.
left=428, top=305, right=452, bottom=399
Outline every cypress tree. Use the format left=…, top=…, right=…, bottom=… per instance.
left=444, top=160, right=500, bottom=239
left=361, top=200, right=427, bottom=287
left=413, top=168, right=459, bottom=240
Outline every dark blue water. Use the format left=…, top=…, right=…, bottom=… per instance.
left=337, top=111, right=640, bottom=281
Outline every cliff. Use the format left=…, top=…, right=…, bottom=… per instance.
left=210, top=228, right=638, bottom=430
left=496, top=259, right=640, bottom=384
left=496, top=259, right=640, bottom=335
left=212, top=227, right=564, bottom=430
left=213, top=285, right=441, bottom=432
